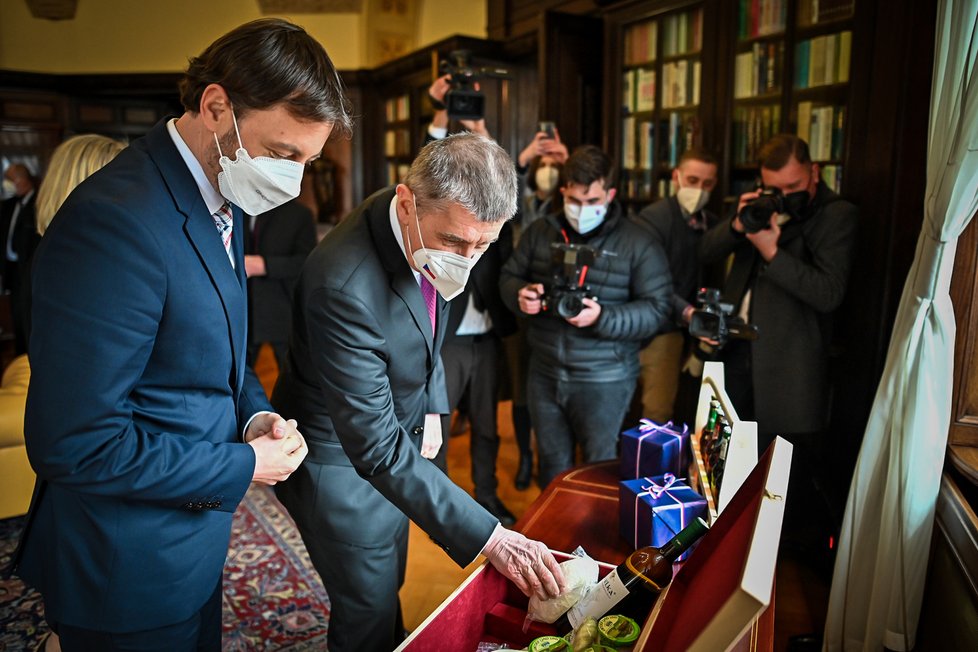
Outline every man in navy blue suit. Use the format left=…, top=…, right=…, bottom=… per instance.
left=15, top=19, right=351, bottom=652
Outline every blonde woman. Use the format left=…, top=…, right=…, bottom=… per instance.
left=36, top=134, right=126, bottom=235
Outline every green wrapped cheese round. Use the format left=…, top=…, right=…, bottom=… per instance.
left=528, top=635, right=570, bottom=652
left=597, top=614, right=640, bottom=647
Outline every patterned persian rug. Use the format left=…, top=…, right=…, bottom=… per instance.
left=0, top=485, right=330, bottom=651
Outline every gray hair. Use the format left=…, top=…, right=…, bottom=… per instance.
left=404, top=132, right=517, bottom=223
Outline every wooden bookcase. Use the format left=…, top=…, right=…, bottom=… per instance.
left=382, top=91, right=413, bottom=185
left=610, top=2, right=706, bottom=212
left=604, top=0, right=856, bottom=214
left=726, top=0, right=856, bottom=204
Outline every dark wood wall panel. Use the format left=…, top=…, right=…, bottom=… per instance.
left=952, top=213, right=978, bottom=446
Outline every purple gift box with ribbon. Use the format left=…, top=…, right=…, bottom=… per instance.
left=618, top=473, right=708, bottom=560
left=619, top=419, right=690, bottom=480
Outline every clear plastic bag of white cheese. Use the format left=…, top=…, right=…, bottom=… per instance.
left=523, top=547, right=599, bottom=628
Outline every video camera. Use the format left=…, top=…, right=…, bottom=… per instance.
left=688, top=287, right=759, bottom=348
left=738, top=187, right=785, bottom=234
left=541, top=242, right=610, bottom=319
left=437, top=50, right=508, bottom=121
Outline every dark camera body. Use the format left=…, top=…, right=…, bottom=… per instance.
left=438, top=50, right=509, bottom=121
left=541, top=242, right=602, bottom=319
left=688, top=287, right=758, bottom=348
left=739, top=187, right=785, bottom=234
left=542, top=285, right=591, bottom=319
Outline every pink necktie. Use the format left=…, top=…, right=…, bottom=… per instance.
left=420, top=276, right=436, bottom=336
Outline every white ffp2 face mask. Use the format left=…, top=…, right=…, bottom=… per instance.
left=564, top=202, right=606, bottom=234
left=214, top=110, right=304, bottom=215
left=408, top=194, right=481, bottom=301
left=676, top=186, right=709, bottom=215
left=535, top=166, right=559, bottom=193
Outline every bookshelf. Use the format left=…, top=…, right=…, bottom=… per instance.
left=616, top=4, right=705, bottom=211
left=727, top=0, right=855, bottom=203
left=792, top=0, right=855, bottom=194
left=382, top=92, right=412, bottom=186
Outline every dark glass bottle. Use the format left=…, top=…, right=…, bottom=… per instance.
left=700, top=399, right=721, bottom=456
left=712, top=424, right=733, bottom=495
left=554, top=517, right=710, bottom=632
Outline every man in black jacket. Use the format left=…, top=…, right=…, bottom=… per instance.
left=634, top=148, right=719, bottom=423
left=500, top=146, right=672, bottom=487
left=1, top=163, right=39, bottom=355
left=244, top=198, right=317, bottom=369
left=699, top=134, right=858, bottom=548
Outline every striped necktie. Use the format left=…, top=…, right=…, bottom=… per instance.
left=212, top=202, right=234, bottom=267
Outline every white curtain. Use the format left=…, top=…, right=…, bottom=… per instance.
left=823, top=1, right=978, bottom=650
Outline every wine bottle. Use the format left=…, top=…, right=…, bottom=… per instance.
left=701, top=399, right=720, bottom=455
left=554, top=517, right=710, bottom=632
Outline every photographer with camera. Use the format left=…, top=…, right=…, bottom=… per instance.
left=633, top=148, right=720, bottom=423
left=500, top=145, right=672, bottom=488
left=699, top=133, right=858, bottom=553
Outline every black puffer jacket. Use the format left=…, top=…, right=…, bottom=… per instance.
left=499, top=201, right=672, bottom=383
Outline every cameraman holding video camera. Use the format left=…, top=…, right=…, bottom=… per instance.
left=699, top=134, right=858, bottom=551
left=500, top=145, right=672, bottom=488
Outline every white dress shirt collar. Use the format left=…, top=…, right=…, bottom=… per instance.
left=166, top=118, right=226, bottom=216
left=389, top=195, right=421, bottom=284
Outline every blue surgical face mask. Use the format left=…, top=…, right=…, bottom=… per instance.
left=564, top=202, right=606, bottom=234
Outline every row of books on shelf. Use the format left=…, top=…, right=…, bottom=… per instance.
left=798, top=0, right=855, bottom=27
left=622, top=68, right=656, bottom=114
left=732, top=103, right=782, bottom=165
left=621, top=112, right=700, bottom=171
left=386, top=162, right=410, bottom=185
left=662, top=59, right=701, bottom=109
left=797, top=102, right=845, bottom=161
left=623, top=20, right=657, bottom=66
left=661, top=8, right=703, bottom=57
left=734, top=41, right=784, bottom=99
left=738, top=0, right=787, bottom=40
left=621, top=170, right=676, bottom=203
left=383, top=129, right=411, bottom=157
left=384, top=94, right=410, bottom=122
left=820, top=164, right=843, bottom=193
left=795, top=31, right=851, bottom=89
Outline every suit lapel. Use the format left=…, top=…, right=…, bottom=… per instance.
left=144, top=121, right=245, bottom=391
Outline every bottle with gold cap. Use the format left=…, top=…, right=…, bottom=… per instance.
left=555, top=517, right=710, bottom=632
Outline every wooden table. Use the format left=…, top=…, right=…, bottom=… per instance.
left=514, top=460, right=774, bottom=651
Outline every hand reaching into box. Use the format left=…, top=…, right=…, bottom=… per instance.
left=482, top=527, right=566, bottom=601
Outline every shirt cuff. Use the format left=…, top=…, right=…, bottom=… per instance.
left=427, top=125, right=448, bottom=140
left=478, top=521, right=506, bottom=559
left=242, top=410, right=272, bottom=442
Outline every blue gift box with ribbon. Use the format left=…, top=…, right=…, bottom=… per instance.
left=619, top=419, right=690, bottom=480
left=619, top=473, right=708, bottom=560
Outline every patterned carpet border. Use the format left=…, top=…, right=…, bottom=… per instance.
left=0, top=485, right=330, bottom=651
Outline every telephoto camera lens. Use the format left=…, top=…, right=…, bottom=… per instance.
left=739, top=189, right=784, bottom=233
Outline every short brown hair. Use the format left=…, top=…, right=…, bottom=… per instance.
left=678, top=147, right=717, bottom=168
left=562, top=145, right=616, bottom=190
left=757, top=134, right=811, bottom=170
left=179, top=18, right=352, bottom=136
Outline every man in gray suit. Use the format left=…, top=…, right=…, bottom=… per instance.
left=272, top=132, right=564, bottom=652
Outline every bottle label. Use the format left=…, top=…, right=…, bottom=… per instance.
left=566, top=568, right=630, bottom=629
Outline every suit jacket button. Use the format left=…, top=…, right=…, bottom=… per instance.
left=412, top=426, right=424, bottom=436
